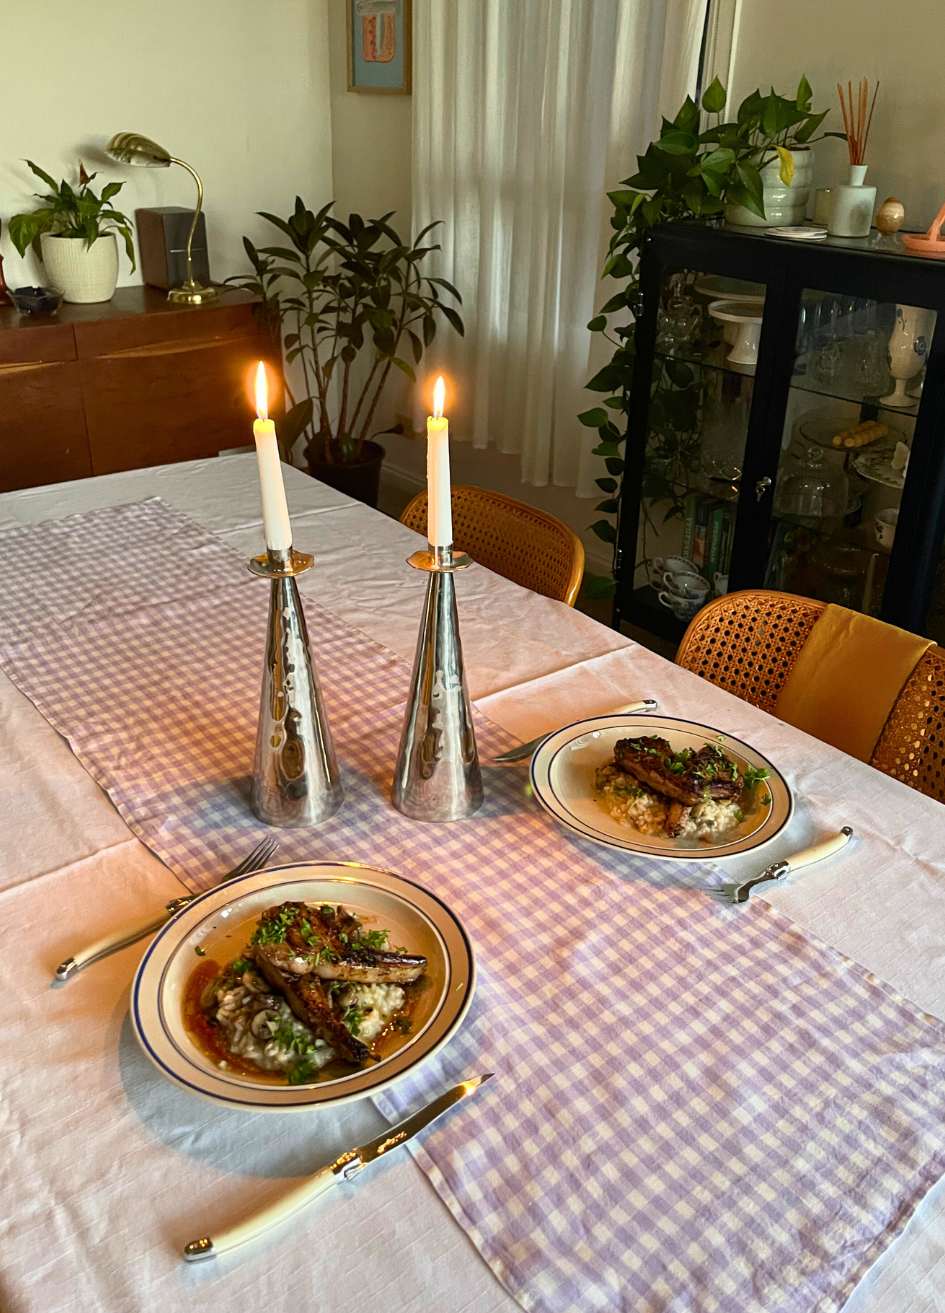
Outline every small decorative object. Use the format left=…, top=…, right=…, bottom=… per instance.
left=876, top=196, right=905, bottom=236
left=882, top=304, right=932, bottom=407
left=828, top=79, right=879, bottom=238
left=767, top=225, right=827, bottom=240
left=8, top=161, right=136, bottom=304
left=900, top=198, right=945, bottom=259
left=656, top=275, right=701, bottom=352
left=347, top=0, right=411, bottom=93
left=227, top=200, right=464, bottom=507
left=392, top=376, right=483, bottom=822
left=247, top=362, right=343, bottom=828
left=9, top=286, right=63, bottom=316
left=106, top=133, right=217, bottom=305
left=873, top=507, right=899, bottom=549
left=708, top=299, right=764, bottom=371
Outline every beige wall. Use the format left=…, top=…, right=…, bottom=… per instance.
left=1, top=0, right=332, bottom=289
left=728, top=0, right=944, bottom=227
left=327, top=0, right=412, bottom=225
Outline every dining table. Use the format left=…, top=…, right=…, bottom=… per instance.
left=2, top=452, right=945, bottom=1313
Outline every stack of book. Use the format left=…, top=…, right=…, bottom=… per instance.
left=680, top=493, right=735, bottom=590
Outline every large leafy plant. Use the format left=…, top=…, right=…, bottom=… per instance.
left=229, top=199, right=464, bottom=465
left=9, top=161, right=136, bottom=268
left=579, top=77, right=838, bottom=583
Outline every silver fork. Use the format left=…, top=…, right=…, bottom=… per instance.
left=710, top=827, right=854, bottom=905
left=54, top=836, right=279, bottom=981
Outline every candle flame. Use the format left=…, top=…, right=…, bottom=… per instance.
left=254, top=361, right=269, bottom=421
left=432, top=375, right=446, bottom=420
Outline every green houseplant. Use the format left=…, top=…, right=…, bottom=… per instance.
left=229, top=198, right=464, bottom=506
left=579, top=77, right=839, bottom=591
left=9, top=161, right=136, bottom=305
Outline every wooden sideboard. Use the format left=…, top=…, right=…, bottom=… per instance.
left=0, top=287, right=277, bottom=492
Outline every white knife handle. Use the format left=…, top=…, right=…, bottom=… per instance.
left=54, top=897, right=190, bottom=981
left=785, top=826, right=854, bottom=872
left=183, top=1163, right=341, bottom=1261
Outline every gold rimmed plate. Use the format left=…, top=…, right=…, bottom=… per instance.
left=529, top=714, right=793, bottom=860
left=131, top=862, right=475, bottom=1111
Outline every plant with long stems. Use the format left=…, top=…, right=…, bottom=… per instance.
left=228, top=199, right=463, bottom=464
left=9, top=161, right=136, bottom=267
left=577, top=77, right=840, bottom=595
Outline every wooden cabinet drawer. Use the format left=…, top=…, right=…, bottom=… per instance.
left=81, top=328, right=272, bottom=474
left=0, top=361, right=91, bottom=492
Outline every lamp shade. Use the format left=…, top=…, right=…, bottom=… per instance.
left=106, top=132, right=172, bottom=168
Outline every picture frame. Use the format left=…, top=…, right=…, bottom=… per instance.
left=347, top=0, right=412, bottom=95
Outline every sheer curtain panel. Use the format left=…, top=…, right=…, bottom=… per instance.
left=412, top=0, right=710, bottom=494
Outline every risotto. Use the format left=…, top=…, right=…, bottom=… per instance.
left=594, top=761, right=749, bottom=841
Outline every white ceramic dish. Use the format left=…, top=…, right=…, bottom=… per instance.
left=131, top=862, right=475, bottom=1111
left=529, top=714, right=792, bottom=861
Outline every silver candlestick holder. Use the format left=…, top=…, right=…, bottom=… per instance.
left=392, top=545, right=483, bottom=822
left=247, top=546, right=343, bottom=827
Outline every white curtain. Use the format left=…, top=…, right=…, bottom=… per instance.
left=412, top=0, right=711, bottom=495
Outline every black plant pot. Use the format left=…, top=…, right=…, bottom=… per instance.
left=306, top=440, right=386, bottom=509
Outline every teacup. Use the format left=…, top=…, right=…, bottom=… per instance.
left=658, top=591, right=702, bottom=620
left=653, top=555, right=699, bottom=578
left=874, top=508, right=898, bottom=549
left=661, top=571, right=710, bottom=601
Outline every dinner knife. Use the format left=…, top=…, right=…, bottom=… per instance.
left=716, top=826, right=854, bottom=904
left=182, top=1072, right=494, bottom=1261
left=493, top=697, right=658, bottom=763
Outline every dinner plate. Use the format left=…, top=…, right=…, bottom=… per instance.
left=131, top=862, right=475, bottom=1111
left=530, top=714, right=793, bottom=860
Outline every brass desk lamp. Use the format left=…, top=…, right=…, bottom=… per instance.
left=106, top=132, right=218, bottom=305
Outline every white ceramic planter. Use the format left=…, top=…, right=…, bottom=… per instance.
left=724, top=148, right=814, bottom=228
left=40, top=233, right=119, bottom=304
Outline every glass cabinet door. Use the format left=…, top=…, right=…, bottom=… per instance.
left=764, top=292, right=935, bottom=618
left=631, top=270, right=764, bottom=634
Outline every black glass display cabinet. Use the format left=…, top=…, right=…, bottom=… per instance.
left=613, top=222, right=945, bottom=646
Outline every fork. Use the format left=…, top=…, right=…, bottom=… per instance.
left=711, top=827, right=854, bottom=904
left=54, top=836, right=279, bottom=981
left=492, top=698, right=658, bottom=763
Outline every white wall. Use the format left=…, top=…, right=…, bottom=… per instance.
left=1, top=0, right=332, bottom=289
left=728, top=0, right=944, bottom=227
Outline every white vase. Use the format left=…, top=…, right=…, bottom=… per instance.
left=40, top=233, right=119, bottom=304
left=724, top=148, right=814, bottom=228
left=827, top=164, right=877, bottom=238
left=881, top=304, right=932, bottom=407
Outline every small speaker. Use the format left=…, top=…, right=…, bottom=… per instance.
left=135, top=207, right=211, bottom=290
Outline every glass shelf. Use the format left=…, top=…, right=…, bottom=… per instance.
left=655, top=346, right=756, bottom=381
left=789, top=375, right=920, bottom=418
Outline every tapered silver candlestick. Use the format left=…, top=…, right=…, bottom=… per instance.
left=248, top=547, right=343, bottom=827
left=392, top=544, right=483, bottom=821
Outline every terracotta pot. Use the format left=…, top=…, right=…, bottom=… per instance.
left=306, top=439, right=386, bottom=508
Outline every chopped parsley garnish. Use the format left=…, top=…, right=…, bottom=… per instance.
left=230, top=957, right=251, bottom=975
left=319, top=904, right=335, bottom=919
left=194, top=945, right=207, bottom=957
left=355, top=928, right=390, bottom=952
left=343, top=1005, right=365, bottom=1037
left=251, top=906, right=300, bottom=945
left=287, top=1058, right=318, bottom=1085
left=393, top=1016, right=413, bottom=1034
left=298, top=919, right=316, bottom=945
left=742, top=766, right=770, bottom=788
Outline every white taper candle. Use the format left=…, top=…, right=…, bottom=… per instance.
left=426, top=375, right=452, bottom=547
left=252, top=361, right=292, bottom=552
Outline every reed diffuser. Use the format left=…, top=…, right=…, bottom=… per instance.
left=829, top=79, right=879, bottom=237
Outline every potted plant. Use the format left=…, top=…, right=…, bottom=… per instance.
left=228, top=198, right=464, bottom=507
left=9, top=161, right=136, bottom=304
left=578, top=77, right=839, bottom=592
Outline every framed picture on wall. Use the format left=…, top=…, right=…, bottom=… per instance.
left=347, top=0, right=412, bottom=94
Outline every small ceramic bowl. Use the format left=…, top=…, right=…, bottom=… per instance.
left=10, top=286, right=63, bottom=315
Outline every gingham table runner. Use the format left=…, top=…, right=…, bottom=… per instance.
left=3, top=498, right=945, bottom=1313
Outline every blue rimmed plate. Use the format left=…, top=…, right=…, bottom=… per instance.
left=529, top=714, right=792, bottom=861
left=131, top=861, right=475, bottom=1111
